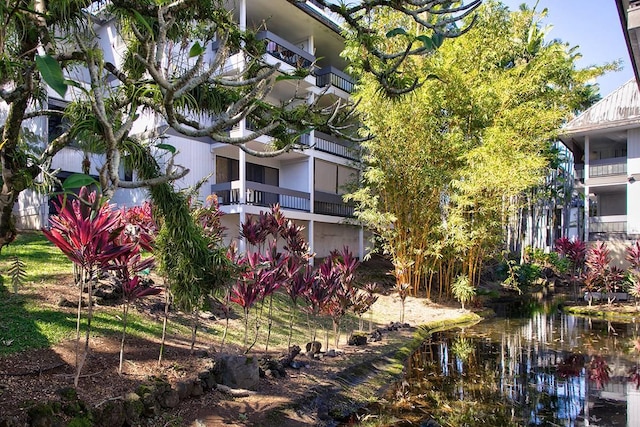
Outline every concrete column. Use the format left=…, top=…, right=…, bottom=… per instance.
left=358, top=227, right=364, bottom=260
left=239, top=145, right=246, bottom=204
left=308, top=220, right=315, bottom=266
left=584, top=136, right=590, bottom=242
left=239, top=0, right=246, bottom=31
left=309, top=148, right=315, bottom=213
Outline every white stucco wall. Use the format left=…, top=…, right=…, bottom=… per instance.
left=313, top=222, right=360, bottom=258
left=628, top=128, right=640, bottom=234
left=280, top=160, right=309, bottom=191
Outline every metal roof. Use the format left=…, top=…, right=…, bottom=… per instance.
left=562, top=78, right=640, bottom=136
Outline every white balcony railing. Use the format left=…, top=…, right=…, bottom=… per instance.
left=589, top=215, right=627, bottom=234
left=589, top=157, right=627, bottom=178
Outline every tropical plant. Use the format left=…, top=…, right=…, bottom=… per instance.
left=7, top=256, right=27, bottom=294
left=583, top=241, right=624, bottom=306
left=452, top=275, right=475, bottom=310
left=0, top=0, right=477, bottom=252
left=588, top=355, right=611, bottom=390
left=347, top=1, right=612, bottom=300
left=555, top=237, right=587, bottom=300
left=42, top=187, right=133, bottom=386
left=115, top=252, right=160, bottom=374
left=626, top=241, right=640, bottom=305
left=230, top=251, right=269, bottom=352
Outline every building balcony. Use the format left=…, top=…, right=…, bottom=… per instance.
left=211, top=181, right=311, bottom=211
left=589, top=215, right=627, bottom=240
left=314, top=130, right=360, bottom=161
left=257, top=31, right=315, bottom=70
left=316, top=66, right=355, bottom=94
left=211, top=182, right=356, bottom=218
left=589, top=157, right=627, bottom=178
left=314, top=191, right=355, bottom=217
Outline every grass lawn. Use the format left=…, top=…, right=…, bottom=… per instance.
left=0, top=232, right=367, bottom=357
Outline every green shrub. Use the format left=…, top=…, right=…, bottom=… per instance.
left=452, top=275, right=475, bottom=310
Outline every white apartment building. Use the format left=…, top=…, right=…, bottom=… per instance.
left=12, top=0, right=365, bottom=261
left=559, top=79, right=640, bottom=265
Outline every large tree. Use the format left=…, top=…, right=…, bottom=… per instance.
left=0, top=0, right=480, bottom=251
left=348, top=1, right=614, bottom=297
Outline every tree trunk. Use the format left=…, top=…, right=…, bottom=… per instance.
left=158, top=286, right=170, bottom=366
left=119, top=303, right=129, bottom=375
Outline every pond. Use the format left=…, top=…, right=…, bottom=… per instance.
left=378, top=301, right=640, bottom=426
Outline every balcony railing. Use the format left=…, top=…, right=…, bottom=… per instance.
left=589, top=157, right=627, bottom=178
left=316, top=67, right=355, bottom=94
left=256, top=31, right=315, bottom=70
left=314, top=130, right=360, bottom=161
left=211, top=181, right=310, bottom=211
left=314, top=191, right=355, bottom=217
left=589, top=215, right=627, bottom=234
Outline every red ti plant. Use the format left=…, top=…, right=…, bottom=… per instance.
left=230, top=251, right=267, bottom=351
left=261, top=240, right=291, bottom=353
left=285, top=262, right=314, bottom=349
left=193, top=195, right=226, bottom=248
left=626, top=241, right=640, bottom=305
left=352, top=283, right=379, bottom=332
left=304, top=258, right=336, bottom=345
left=42, top=187, right=133, bottom=386
left=112, top=251, right=160, bottom=374
left=588, top=355, right=611, bottom=390
left=555, top=237, right=586, bottom=301
left=583, top=241, right=623, bottom=306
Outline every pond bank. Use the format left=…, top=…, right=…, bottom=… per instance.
left=173, top=296, right=485, bottom=426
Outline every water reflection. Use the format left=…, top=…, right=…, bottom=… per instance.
left=384, top=306, right=640, bottom=426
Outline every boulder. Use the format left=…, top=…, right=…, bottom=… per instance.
left=347, top=333, right=368, bottom=346
left=305, top=341, right=322, bottom=355
left=123, top=393, right=143, bottom=426
left=214, top=355, right=259, bottom=390
left=94, top=400, right=125, bottom=427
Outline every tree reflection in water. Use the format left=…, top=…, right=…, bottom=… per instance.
left=378, top=310, right=636, bottom=426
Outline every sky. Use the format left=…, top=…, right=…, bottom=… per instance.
left=501, top=0, right=633, bottom=98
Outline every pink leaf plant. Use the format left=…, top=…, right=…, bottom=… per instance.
left=42, top=187, right=134, bottom=386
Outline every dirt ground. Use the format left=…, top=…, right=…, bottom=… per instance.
left=0, top=277, right=469, bottom=427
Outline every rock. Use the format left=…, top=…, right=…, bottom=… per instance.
left=369, top=330, right=383, bottom=342
left=305, top=341, right=322, bottom=354
left=94, top=400, right=126, bottom=427
left=157, top=390, right=180, bottom=409
left=348, top=332, right=368, bottom=346
left=191, top=381, right=204, bottom=397
left=123, top=393, right=143, bottom=426
left=176, top=381, right=194, bottom=400
left=198, top=370, right=216, bottom=390
left=258, top=357, right=286, bottom=378
left=139, top=393, right=159, bottom=417
left=93, top=282, right=121, bottom=303
left=214, top=355, right=259, bottom=390
left=325, top=349, right=343, bottom=357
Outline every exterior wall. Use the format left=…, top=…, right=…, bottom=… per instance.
left=313, top=222, right=360, bottom=258
left=280, top=160, right=309, bottom=192
left=14, top=189, right=47, bottom=230
left=628, top=128, right=640, bottom=234
left=162, top=135, right=215, bottom=201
